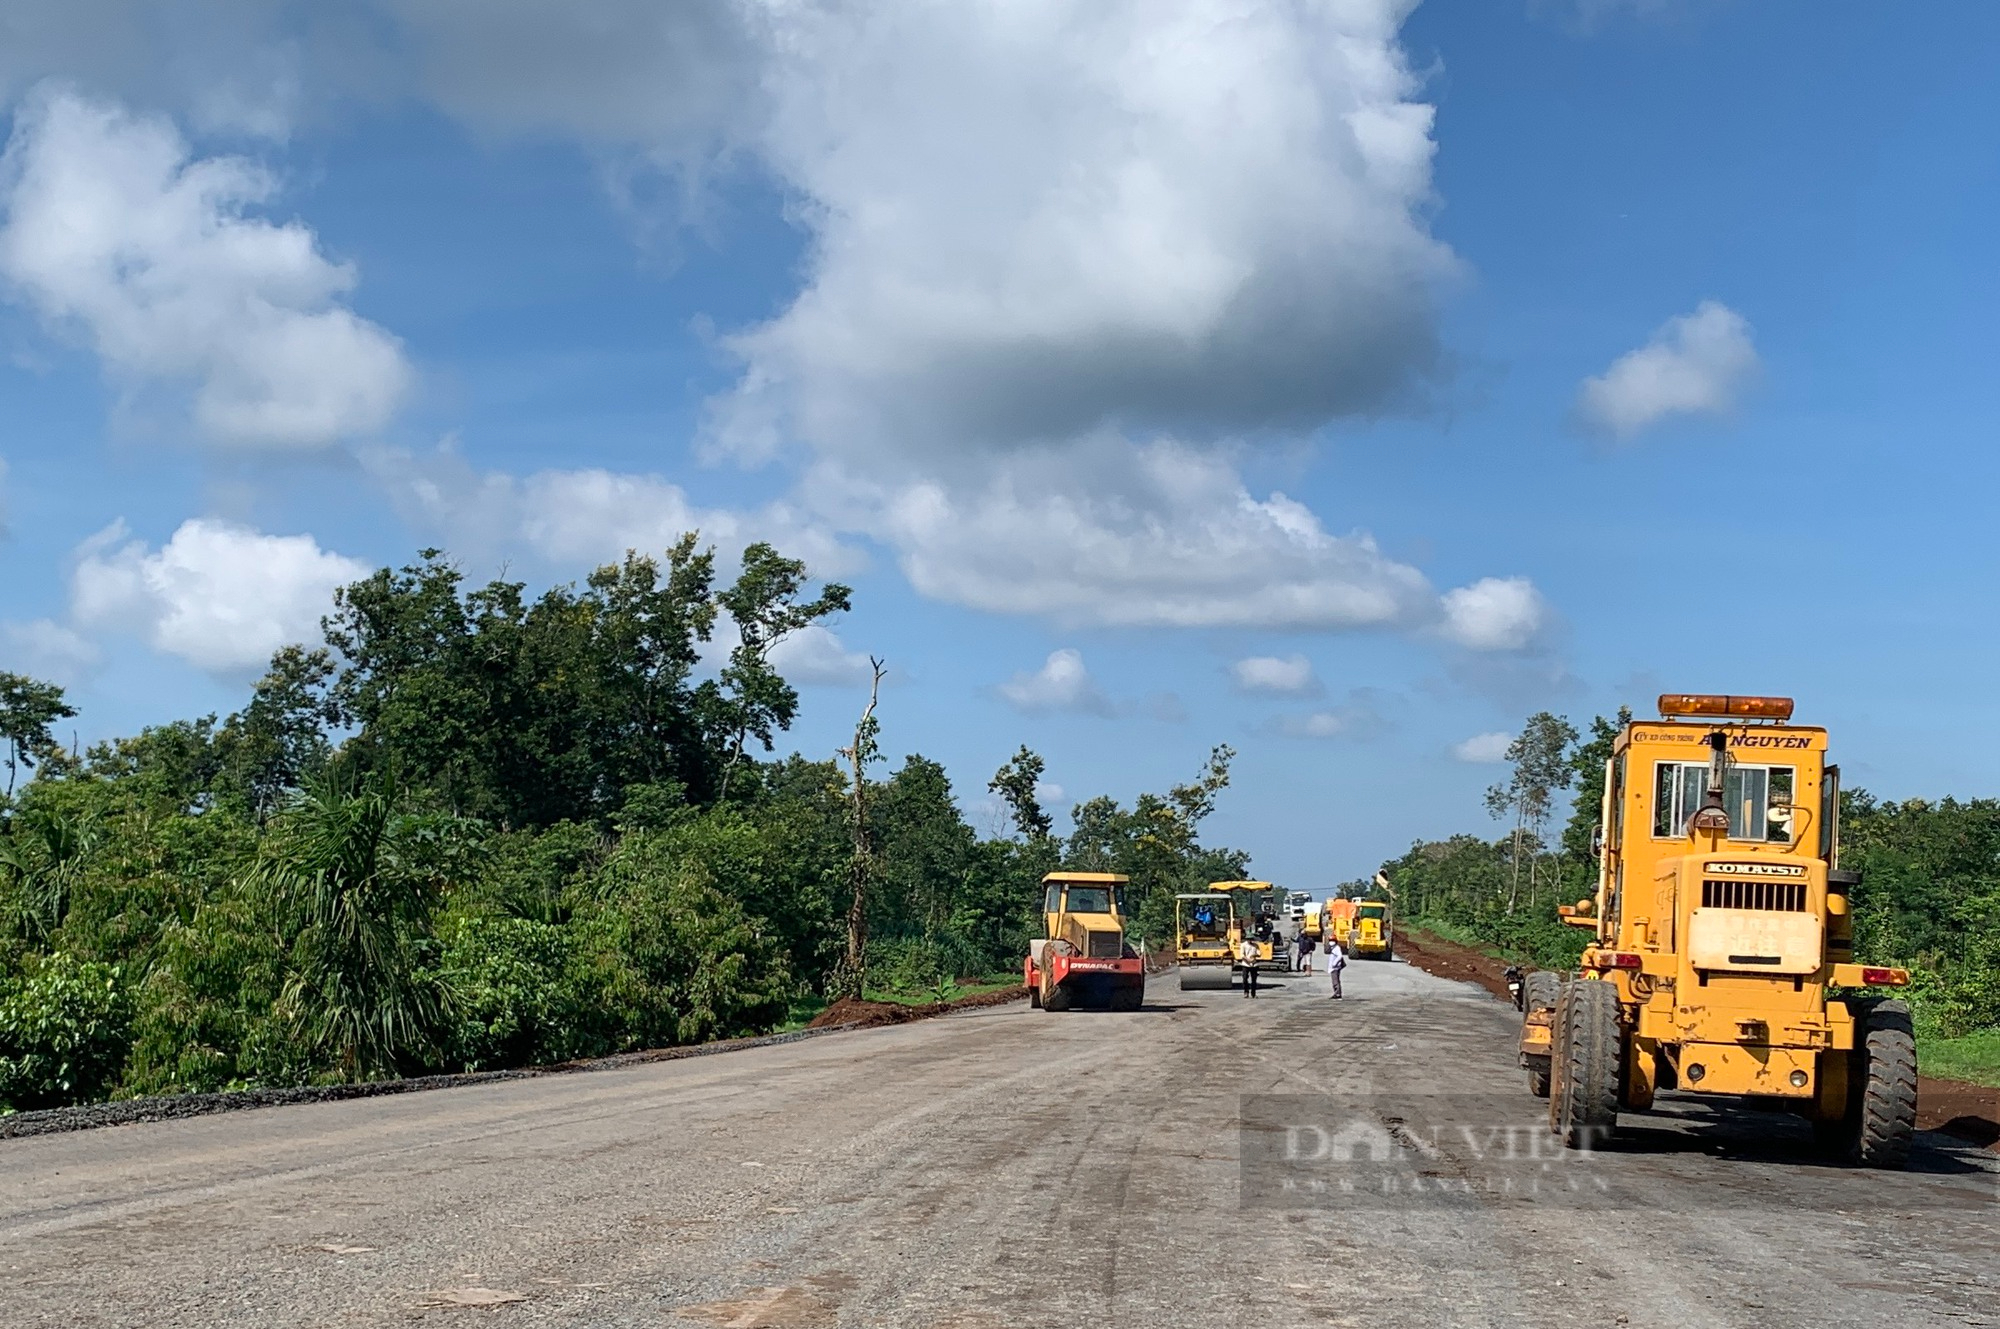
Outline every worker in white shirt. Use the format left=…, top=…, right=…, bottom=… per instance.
left=1236, top=935, right=1262, bottom=999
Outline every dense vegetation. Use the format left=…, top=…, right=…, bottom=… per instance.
left=1378, top=710, right=2000, bottom=1070
left=0, top=541, right=1248, bottom=1112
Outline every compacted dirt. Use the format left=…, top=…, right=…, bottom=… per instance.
left=806, top=987, right=1028, bottom=1030
left=3, top=961, right=1994, bottom=1328
left=1397, top=928, right=2000, bottom=1145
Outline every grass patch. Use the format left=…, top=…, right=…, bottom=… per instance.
left=1920, top=1027, right=2000, bottom=1088
left=1404, top=918, right=1518, bottom=962
left=861, top=974, right=1021, bottom=1007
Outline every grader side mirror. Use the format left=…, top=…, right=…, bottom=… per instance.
left=1589, top=824, right=1604, bottom=860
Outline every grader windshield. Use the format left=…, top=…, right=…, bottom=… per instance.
left=1652, top=761, right=1797, bottom=842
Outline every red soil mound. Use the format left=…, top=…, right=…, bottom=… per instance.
left=807, top=986, right=1030, bottom=1030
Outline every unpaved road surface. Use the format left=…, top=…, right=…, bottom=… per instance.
left=4, top=962, right=1995, bottom=1327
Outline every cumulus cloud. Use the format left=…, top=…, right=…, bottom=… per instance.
left=69, top=517, right=367, bottom=671
left=1270, top=688, right=1391, bottom=741
left=1229, top=653, right=1320, bottom=697
left=0, top=86, right=411, bottom=451
left=1, top=616, right=101, bottom=683
left=362, top=445, right=864, bottom=580
left=711, top=0, right=1451, bottom=465
left=835, top=440, right=1436, bottom=631
left=1453, top=731, right=1514, bottom=763
left=997, top=649, right=1113, bottom=716
left=1277, top=711, right=1349, bottom=740
left=1575, top=300, right=1758, bottom=440
left=766, top=624, right=874, bottom=688
left=1440, top=577, right=1548, bottom=652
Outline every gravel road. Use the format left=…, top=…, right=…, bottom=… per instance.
left=3, top=961, right=1994, bottom=1327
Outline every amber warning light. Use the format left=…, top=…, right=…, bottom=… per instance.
left=1657, top=694, right=1795, bottom=721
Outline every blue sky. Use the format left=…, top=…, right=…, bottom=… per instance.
left=2, top=1, right=1996, bottom=888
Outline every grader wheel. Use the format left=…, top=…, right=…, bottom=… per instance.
left=1551, top=979, right=1622, bottom=1148
left=1825, top=999, right=1917, bottom=1168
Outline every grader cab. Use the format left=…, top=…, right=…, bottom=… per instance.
left=1024, top=872, right=1146, bottom=1012
left=1528, top=695, right=1916, bottom=1166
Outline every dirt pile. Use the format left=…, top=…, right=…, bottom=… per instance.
left=807, top=986, right=1029, bottom=1031
left=1396, top=927, right=1999, bottom=1147
left=1392, top=930, right=1516, bottom=1003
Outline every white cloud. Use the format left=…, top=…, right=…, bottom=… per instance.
left=361, top=445, right=865, bottom=581
left=1, top=617, right=102, bottom=684
left=766, top=624, right=874, bottom=688
left=710, top=0, right=1451, bottom=465
left=997, top=648, right=1112, bottom=716
left=0, top=86, right=411, bottom=451
left=69, top=518, right=367, bottom=672
left=1270, top=687, right=1392, bottom=741
left=1453, top=731, right=1514, bottom=763
left=1033, top=778, right=1066, bottom=805
left=838, top=440, right=1436, bottom=631
left=1575, top=300, right=1758, bottom=440
left=1278, top=710, right=1350, bottom=740
left=1440, top=577, right=1548, bottom=652
left=1229, top=653, right=1320, bottom=697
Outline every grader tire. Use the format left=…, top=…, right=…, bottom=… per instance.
left=1109, top=983, right=1144, bottom=1012
left=1552, top=979, right=1621, bottom=1149
left=1043, top=981, right=1073, bottom=1013
left=1522, top=971, right=1560, bottom=1098
left=1848, top=999, right=1917, bottom=1169
left=1029, top=984, right=1042, bottom=1010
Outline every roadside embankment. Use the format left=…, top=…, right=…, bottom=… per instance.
left=3, top=986, right=1029, bottom=1141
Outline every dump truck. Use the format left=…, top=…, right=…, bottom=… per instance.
left=1349, top=900, right=1393, bottom=960
left=1024, top=872, right=1146, bottom=1012
left=1538, top=694, right=1916, bottom=1166
left=1175, top=892, right=1238, bottom=990
left=1320, top=897, right=1358, bottom=950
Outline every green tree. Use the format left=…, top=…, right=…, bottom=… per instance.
left=0, top=673, right=75, bottom=798
left=250, top=772, right=452, bottom=1081
left=709, top=542, right=852, bottom=799
left=1483, top=712, right=1579, bottom=912
left=988, top=746, right=1054, bottom=841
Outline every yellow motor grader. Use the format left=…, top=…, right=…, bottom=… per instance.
left=1527, top=695, right=1916, bottom=1167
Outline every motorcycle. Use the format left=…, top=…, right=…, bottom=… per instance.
left=1503, top=964, right=1525, bottom=1011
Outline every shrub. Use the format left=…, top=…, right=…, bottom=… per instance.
left=0, top=953, right=133, bottom=1111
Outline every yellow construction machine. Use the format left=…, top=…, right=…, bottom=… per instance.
left=1024, top=872, right=1146, bottom=1012
left=1319, top=897, right=1357, bottom=951
left=1349, top=900, right=1394, bottom=960
left=1532, top=694, right=1916, bottom=1166
left=1175, top=892, right=1237, bottom=990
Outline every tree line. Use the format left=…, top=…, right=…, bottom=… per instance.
left=0, top=540, right=1248, bottom=1112
left=1379, top=709, right=2000, bottom=1044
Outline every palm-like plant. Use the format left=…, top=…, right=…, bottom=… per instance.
left=251, top=770, right=448, bottom=1081
left=0, top=808, right=100, bottom=943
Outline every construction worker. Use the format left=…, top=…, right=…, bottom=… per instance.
left=1325, top=936, right=1346, bottom=999
left=1298, top=931, right=1316, bottom=974
left=1237, top=935, right=1261, bottom=999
